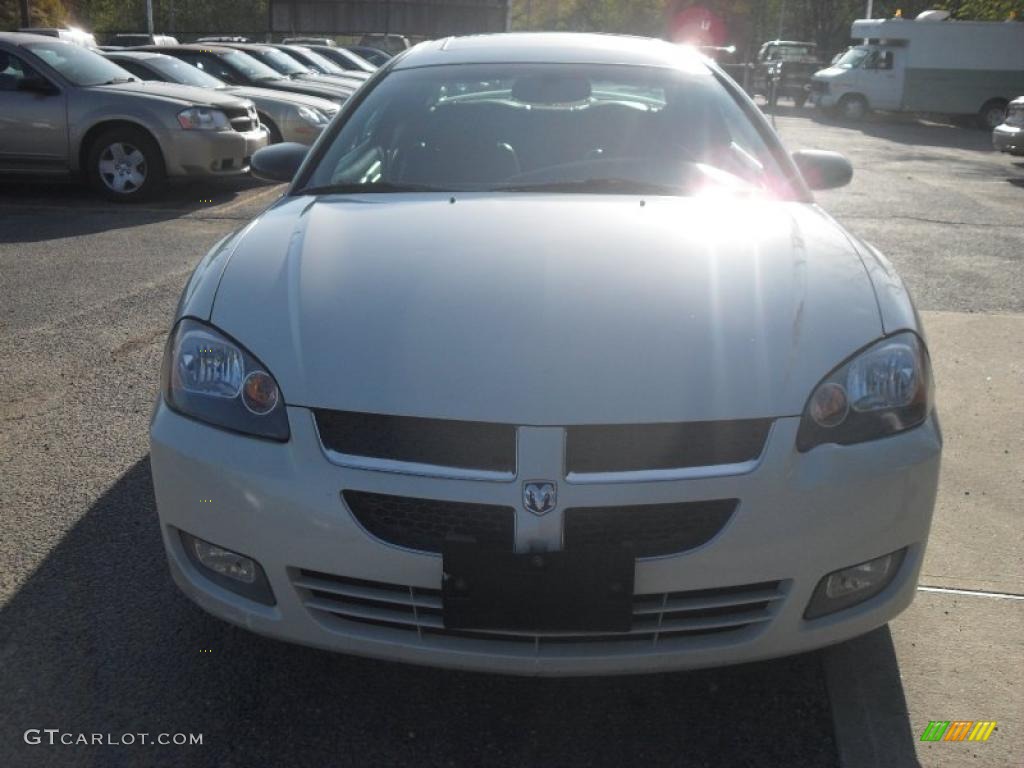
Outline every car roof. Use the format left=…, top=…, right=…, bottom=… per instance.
left=103, top=50, right=162, bottom=60
left=136, top=43, right=233, bottom=54
left=392, top=33, right=710, bottom=72
left=0, top=31, right=70, bottom=45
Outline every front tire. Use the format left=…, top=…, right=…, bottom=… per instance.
left=837, top=94, right=869, bottom=122
left=978, top=99, right=1008, bottom=130
left=86, top=126, right=166, bottom=202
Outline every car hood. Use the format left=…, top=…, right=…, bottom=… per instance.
left=225, top=85, right=338, bottom=112
left=813, top=66, right=849, bottom=80
left=261, top=78, right=348, bottom=101
left=210, top=195, right=883, bottom=425
left=97, top=80, right=250, bottom=108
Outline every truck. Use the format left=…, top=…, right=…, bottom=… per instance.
left=811, top=12, right=1024, bottom=127
left=751, top=40, right=824, bottom=108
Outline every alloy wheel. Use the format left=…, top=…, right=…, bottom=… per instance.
left=98, top=142, right=148, bottom=195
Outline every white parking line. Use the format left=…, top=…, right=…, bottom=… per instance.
left=917, top=585, right=1024, bottom=600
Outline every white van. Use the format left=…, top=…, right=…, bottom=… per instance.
left=811, top=12, right=1024, bottom=127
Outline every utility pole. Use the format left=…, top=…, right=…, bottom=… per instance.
left=146, top=0, right=154, bottom=35
left=169, top=0, right=175, bottom=35
left=776, top=0, right=786, bottom=40
left=19, top=0, right=30, bottom=28
left=866, top=0, right=874, bottom=19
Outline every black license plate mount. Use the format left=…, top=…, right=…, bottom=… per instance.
left=441, top=542, right=635, bottom=632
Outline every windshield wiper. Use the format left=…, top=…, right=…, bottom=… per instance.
left=102, top=76, right=137, bottom=85
left=300, top=181, right=450, bottom=195
left=490, top=178, right=686, bottom=195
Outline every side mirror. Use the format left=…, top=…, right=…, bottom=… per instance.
left=791, top=149, right=853, bottom=191
left=17, top=75, right=58, bottom=95
left=251, top=142, right=308, bottom=182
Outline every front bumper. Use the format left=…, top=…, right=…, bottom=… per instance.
left=993, top=123, right=1024, bottom=155
left=150, top=403, right=941, bottom=676
left=164, top=127, right=268, bottom=177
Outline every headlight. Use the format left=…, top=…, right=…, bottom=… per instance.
left=162, top=318, right=289, bottom=441
left=296, top=105, right=330, bottom=126
left=177, top=107, right=230, bottom=131
left=797, top=331, right=932, bottom=451
left=1007, top=106, right=1024, bottom=127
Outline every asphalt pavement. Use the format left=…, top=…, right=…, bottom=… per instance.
left=1, top=107, right=1021, bottom=767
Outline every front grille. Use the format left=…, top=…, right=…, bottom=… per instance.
left=564, top=500, right=737, bottom=557
left=565, top=419, right=772, bottom=475
left=343, top=490, right=515, bottom=553
left=224, top=105, right=258, bottom=132
left=293, top=570, right=785, bottom=652
left=315, top=409, right=516, bottom=474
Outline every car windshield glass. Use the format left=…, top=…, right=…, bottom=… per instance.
left=26, top=41, right=135, bottom=86
left=148, top=55, right=225, bottom=88
left=256, top=48, right=309, bottom=76
left=835, top=47, right=871, bottom=69
left=333, top=48, right=375, bottom=72
left=294, top=47, right=345, bottom=74
left=221, top=50, right=280, bottom=80
left=303, top=62, right=796, bottom=199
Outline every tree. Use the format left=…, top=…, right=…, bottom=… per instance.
left=1, top=0, right=69, bottom=29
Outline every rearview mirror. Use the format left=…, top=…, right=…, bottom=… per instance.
left=791, top=149, right=853, bottom=191
left=251, top=142, right=308, bottom=183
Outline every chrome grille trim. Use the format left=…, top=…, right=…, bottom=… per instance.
left=293, top=569, right=786, bottom=650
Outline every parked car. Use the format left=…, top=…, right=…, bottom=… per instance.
left=345, top=45, right=391, bottom=67
left=112, top=33, right=179, bottom=47
left=151, top=33, right=940, bottom=676
left=358, top=33, right=410, bottom=54
left=304, top=44, right=376, bottom=73
left=143, top=44, right=350, bottom=104
left=18, top=26, right=98, bottom=48
left=216, top=43, right=366, bottom=91
left=195, top=36, right=251, bottom=44
left=752, top=40, right=823, bottom=108
left=0, top=33, right=267, bottom=201
left=282, top=37, right=335, bottom=47
left=104, top=51, right=338, bottom=145
left=270, top=44, right=371, bottom=83
left=993, top=96, right=1024, bottom=156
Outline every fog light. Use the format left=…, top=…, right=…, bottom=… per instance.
left=804, top=549, right=905, bottom=619
left=180, top=531, right=275, bottom=605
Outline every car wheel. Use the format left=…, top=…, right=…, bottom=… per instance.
left=259, top=114, right=283, bottom=144
left=838, top=94, right=868, bottom=122
left=86, top=126, right=166, bottom=202
left=978, top=99, right=1008, bottom=131
left=794, top=93, right=808, bottom=109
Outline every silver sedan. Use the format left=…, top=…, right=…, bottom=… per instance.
left=104, top=51, right=339, bottom=145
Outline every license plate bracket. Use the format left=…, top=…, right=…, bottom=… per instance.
left=442, top=542, right=635, bottom=632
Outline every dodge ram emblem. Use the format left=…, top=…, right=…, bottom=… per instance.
left=523, top=481, right=557, bottom=516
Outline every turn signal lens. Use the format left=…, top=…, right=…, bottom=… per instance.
left=242, top=371, right=279, bottom=415
left=808, top=382, right=849, bottom=427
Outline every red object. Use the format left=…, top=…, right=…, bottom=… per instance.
left=668, top=5, right=728, bottom=47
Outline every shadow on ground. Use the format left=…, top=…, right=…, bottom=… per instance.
left=0, top=176, right=273, bottom=244
left=0, top=456, right=914, bottom=767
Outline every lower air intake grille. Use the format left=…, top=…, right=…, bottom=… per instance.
left=564, top=500, right=737, bottom=557
left=343, top=490, right=515, bottom=553
left=293, top=570, right=785, bottom=651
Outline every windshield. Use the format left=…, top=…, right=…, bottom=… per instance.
left=835, top=47, right=872, bottom=69
left=26, top=41, right=135, bottom=86
left=148, top=55, right=225, bottom=88
left=302, top=63, right=796, bottom=199
left=293, top=47, right=345, bottom=75
left=253, top=48, right=310, bottom=76
left=221, top=50, right=281, bottom=81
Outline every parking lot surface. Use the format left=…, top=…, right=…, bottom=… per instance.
left=1, top=109, right=1022, bottom=767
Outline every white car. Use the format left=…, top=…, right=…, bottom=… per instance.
left=150, top=33, right=941, bottom=676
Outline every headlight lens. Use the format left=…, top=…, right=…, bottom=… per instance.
left=162, top=318, right=289, bottom=441
left=1007, top=105, right=1024, bottom=127
left=797, top=331, right=932, bottom=451
left=177, top=107, right=231, bottom=131
left=296, top=105, right=330, bottom=126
